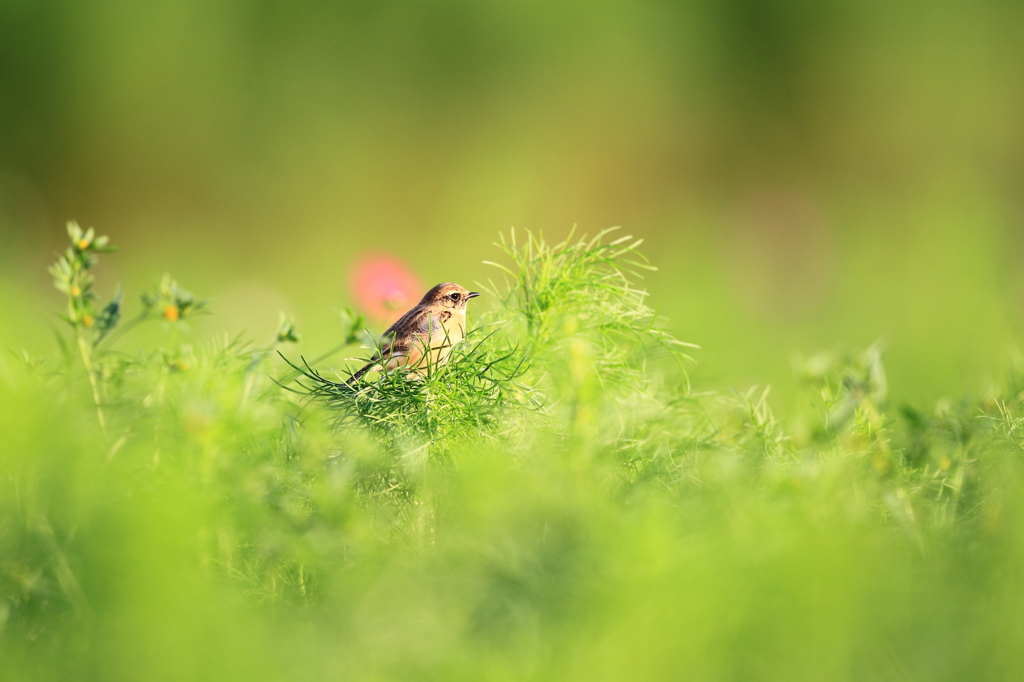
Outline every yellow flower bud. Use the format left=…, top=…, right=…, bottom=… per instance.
left=70, top=285, right=81, bottom=297
left=82, top=314, right=94, bottom=327
left=163, top=304, right=180, bottom=322
left=77, top=238, right=90, bottom=250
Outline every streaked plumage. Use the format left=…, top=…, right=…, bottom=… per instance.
left=348, top=283, right=480, bottom=383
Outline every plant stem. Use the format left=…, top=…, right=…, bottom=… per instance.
left=76, top=327, right=107, bottom=434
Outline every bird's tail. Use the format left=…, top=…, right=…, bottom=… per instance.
left=346, top=361, right=377, bottom=385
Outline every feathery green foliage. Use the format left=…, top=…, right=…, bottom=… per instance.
left=3, top=226, right=1024, bottom=681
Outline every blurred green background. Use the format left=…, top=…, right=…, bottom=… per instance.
left=2, top=0, right=1023, bottom=404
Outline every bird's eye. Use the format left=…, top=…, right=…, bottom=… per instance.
left=450, top=292, right=461, bottom=301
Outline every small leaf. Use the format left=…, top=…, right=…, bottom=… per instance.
left=276, top=312, right=301, bottom=344
left=94, top=285, right=123, bottom=343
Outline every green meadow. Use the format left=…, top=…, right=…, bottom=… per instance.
left=3, top=2, right=1024, bottom=679
left=2, top=226, right=1023, bottom=681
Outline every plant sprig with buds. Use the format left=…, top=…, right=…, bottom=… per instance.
left=49, top=222, right=120, bottom=341
left=141, top=273, right=208, bottom=324
left=49, top=222, right=121, bottom=431
left=48, top=222, right=210, bottom=434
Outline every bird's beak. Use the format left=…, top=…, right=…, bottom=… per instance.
left=467, top=291, right=481, bottom=299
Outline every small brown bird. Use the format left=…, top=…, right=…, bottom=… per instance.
left=348, top=282, right=480, bottom=383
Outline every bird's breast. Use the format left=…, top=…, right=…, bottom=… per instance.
left=390, top=310, right=467, bottom=373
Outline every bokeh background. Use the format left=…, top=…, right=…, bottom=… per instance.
left=2, top=0, right=1023, bottom=405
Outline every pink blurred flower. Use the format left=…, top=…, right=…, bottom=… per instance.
left=350, top=253, right=422, bottom=322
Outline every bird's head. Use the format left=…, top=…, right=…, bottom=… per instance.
left=420, top=282, right=480, bottom=310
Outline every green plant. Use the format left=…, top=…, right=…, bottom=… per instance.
left=46, top=223, right=216, bottom=433
left=48, top=221, right=118, bottom=430
left=6, top=224, right=1024, bottom=681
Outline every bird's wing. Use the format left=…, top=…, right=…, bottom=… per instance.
left=374, top=307, right=437, bottom=359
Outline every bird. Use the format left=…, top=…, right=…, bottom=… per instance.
left=347, top=282, right=480, bottom=384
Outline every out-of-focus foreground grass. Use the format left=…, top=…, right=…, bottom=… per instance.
left=2, top=229, right=1024, bottom=680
